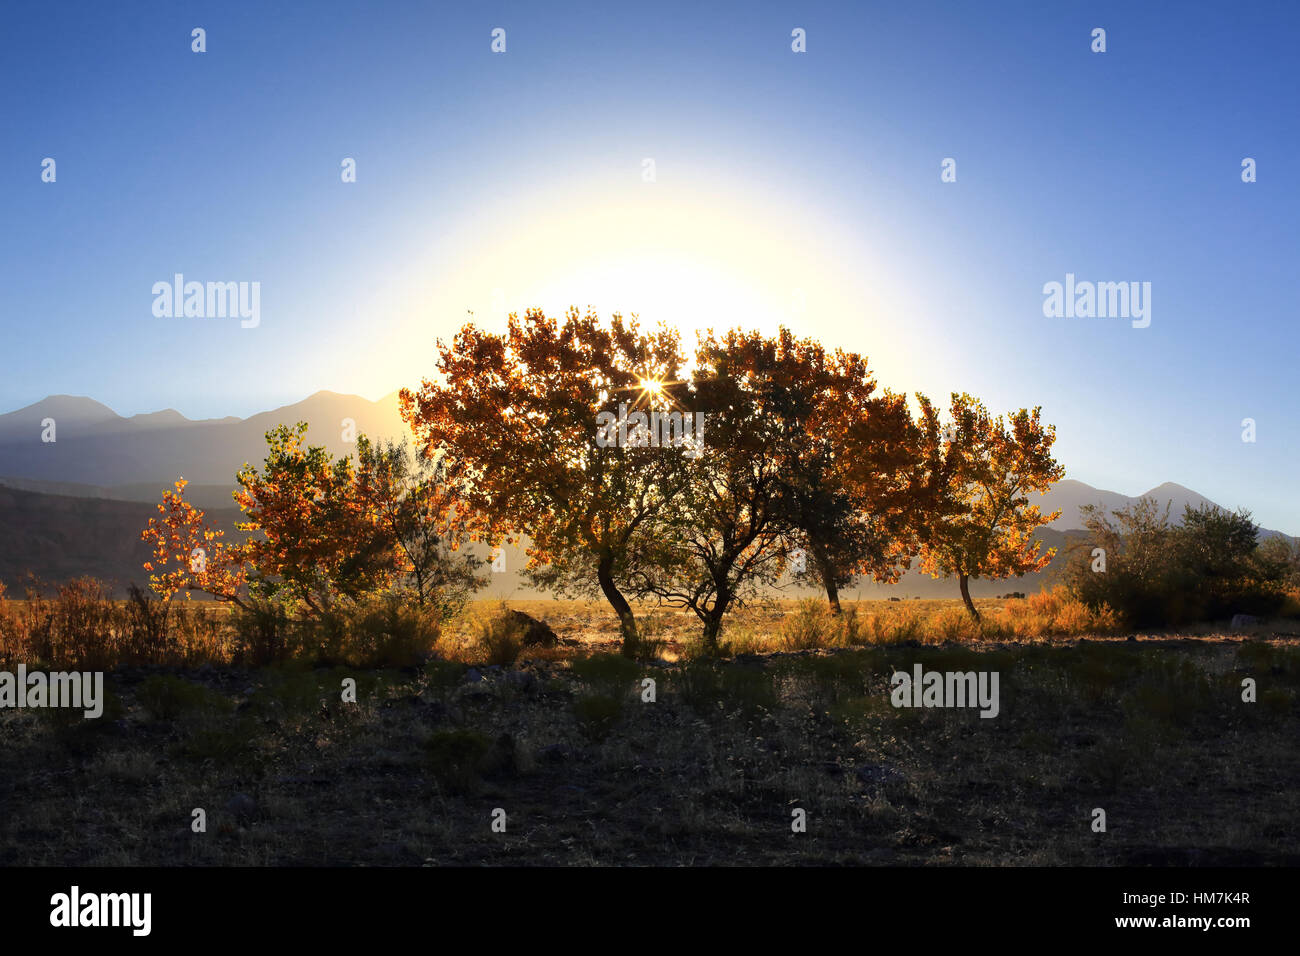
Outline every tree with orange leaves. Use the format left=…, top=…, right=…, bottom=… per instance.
left=233, top=422, right=401, bottom=615
left=141, top=478, right=249, bottom=606
left=143, top=425, right=484, bottom=622
left=741, top=329, right=920, bottom=612
left=400, top=307, right=688, bottom=654
left=915, top=394, right=1064, bottom=619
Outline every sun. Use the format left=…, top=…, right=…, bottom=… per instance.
left=640, top=377, right=666, bottom=398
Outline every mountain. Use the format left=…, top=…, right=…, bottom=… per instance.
left=1034, top=479, right=1290, bottom=540
left=0, top=392, right=1291, bottom=594
left=0, top=391, right=408, bottom=488
left=0, top=484, right=244, bottom=593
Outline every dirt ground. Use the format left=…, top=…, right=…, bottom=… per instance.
left=2, top=600, right=1297, bottom=866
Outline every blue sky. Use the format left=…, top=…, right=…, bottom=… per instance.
left=1, top=0, right=1297, bottom=531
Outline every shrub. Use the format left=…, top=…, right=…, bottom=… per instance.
left=931, top=604, right=979, bottom=641
left=570, top=653, right=641, bottom=696
left=865, top=604, right=923, bottom=644
left=232, top=596, right=296, bottom=665
left=470, top=603, right=527, bottom=666
left=319, top=592, right=440, bottom=668
left=1062, top=498, right=1287, bottom=627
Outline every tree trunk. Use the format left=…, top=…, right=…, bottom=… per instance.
left=702, top=614, right=724, bottom=651
left=596, top=555, right=638, bottom=657
left=823, top=574, right=842, bottom=615
left=701, top=587, right=732, bottom=651
left=959, top=573, right=980, bottom=621
left=814, top=545, right=842, bottom=615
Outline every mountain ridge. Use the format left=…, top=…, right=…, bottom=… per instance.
left=0, top=393, right=1291, bottom=539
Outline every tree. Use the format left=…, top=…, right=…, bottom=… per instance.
left=1060, top=497, right=1177, bottom=627
left=233, top=423, right=398, bottom=616
left=352, top=436, right=486, bottom=619
left=399, top=307, right=688, bottom=654
left=916, top=394, right=1064, bottom=619
left=804, top=384, right=922, bottom=612
left=621, top=329, right=803, bottom=648
left=1257, top=533, right=1300, bottom=590
left=143, top=426, right=484, bottom=630
left=141, top=478, right=249, bottom=606
left=1063, top=498, right=1284, bottom=626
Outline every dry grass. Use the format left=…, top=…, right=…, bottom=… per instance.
left=2, top=581, right=1288, bottom=670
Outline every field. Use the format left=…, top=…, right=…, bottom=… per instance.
left=2, top=596, right=1298, bottom=866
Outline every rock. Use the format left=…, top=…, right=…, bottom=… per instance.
left=226, top=793, right=257, bottom=822
left=464, top=668, right=484, bottom=684
left=509, top=610, right=559, bottom=647
left=1231, top=614, right=1260, bottom=629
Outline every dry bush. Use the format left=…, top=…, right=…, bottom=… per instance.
left=461, top=602, right=527, bottom=666
left=998, top=587, right=1118, bottom=639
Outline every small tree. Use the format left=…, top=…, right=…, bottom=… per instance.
left=233, top=423, right=396, bottom=616
left=1061, top=497, right=1177, bottom=627
left=353, top=437, right=486, bottom=619
left=917, top=394, right=1064, bottom=620
left=141, top=478, right=249, bottom=606
left=144, top=425, right=485, bottom=622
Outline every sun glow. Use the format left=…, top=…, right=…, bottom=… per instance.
left=365, top=173, right=913, bottom=398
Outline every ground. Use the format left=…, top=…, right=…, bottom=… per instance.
left=1, top=600, right=1297, bottom=866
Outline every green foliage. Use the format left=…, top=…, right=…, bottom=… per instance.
left=423, top=658, right=468, bottom=696
left=673, top=659, right=777, bottom=719
left=1064, top=498, right=1287, bottom=627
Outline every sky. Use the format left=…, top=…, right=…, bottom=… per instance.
left=1, top=0, right=1297, bottom=531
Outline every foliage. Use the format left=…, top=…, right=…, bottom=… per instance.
left=400, top=307, right=688, bottom=653
left=916, top=394, right=1064, bottom=618
left=1062, top=498, right=1286, bottom=627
